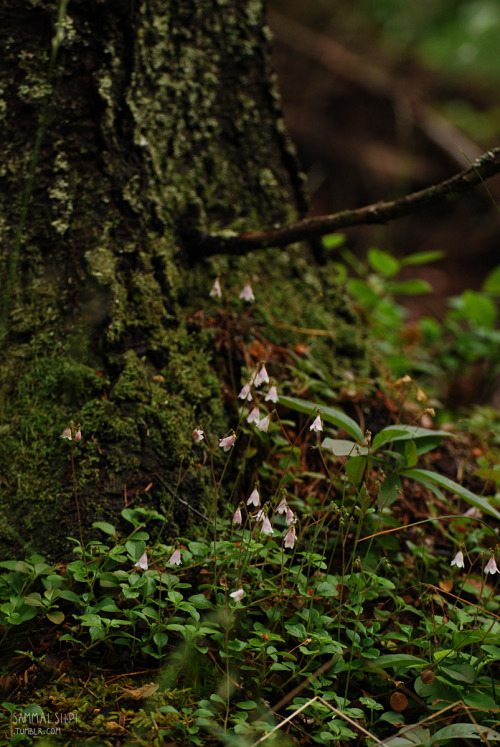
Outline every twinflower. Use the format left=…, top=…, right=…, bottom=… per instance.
left=310, top=415, right=323, bottom=432
left=210, top=278, right=222, bottom=298
left=168, top=549, right=182, bottom=566
left=450, top=550, right=464, bottom=568
left=135, top=552, right=148, bottom=570
left=284, top=525, right=296, bottom=549
left=239, top=282, right=255, bottom=302
left=260, top=516, right=274, bottom=535
left=484, top=556, right=498, bottom=575
left=247, top=487, right=260, bottom=507
left=219, top=434, right=236, bottom=451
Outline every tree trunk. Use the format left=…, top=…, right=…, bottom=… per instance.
left=0, top=0, right=369, bottom=559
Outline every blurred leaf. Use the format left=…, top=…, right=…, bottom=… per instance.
left=404, top=440, right=418, bottom=467
left=433, top=724, right=500, bottom=743
left=368, top=248, right=401, bottom=277
left=46, top=610, right=65, bottom=625
left=402, top=250, right=444, bottom=265
left=347, top=279, right=380, bottom=306
left=461, top=289, right=498, bottom=328
left=483, top=264, right=500, bottom=295
left=390, top=279, right=432, bottom=295
left=322, top=233, right=346, bottom=250
left=382, top=726, right=430, bottom=746
left=473, top=466, right=500, bottom=485
left=379, top=473, right=401, bottom=510
left=346, top=455, right=367, bottom=485
left=401, top=468, right=500, bottom=520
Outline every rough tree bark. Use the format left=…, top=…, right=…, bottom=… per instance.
left=0, top=0, right=369, bottom=559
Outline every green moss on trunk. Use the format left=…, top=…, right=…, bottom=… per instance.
left=0, top=0, right=370, bottom=560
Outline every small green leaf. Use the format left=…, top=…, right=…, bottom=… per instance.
left=390, top=279, right=432, bottom=295
left=404, top=439, right=418, bottom=468
left=322, top=233, right=346, bottom=250
left=440, top=663, right=475, bottom=683
left=46, top=610, right=65, bottom=625
left=187, top=594, right=214, bottom=609
left=59, top=589, right=84, bottom=604
left=463, top=691, right=498, bottom=710
left=347, top=279, right=379, bottom=306
left=236, top=701, right=258, bottom=710
left=125, top=539, right=146, bottom=561
left=460, top=289, right=497, bottom=328
left=402, top=250, right=444, bottom=266
left=345, top=455, right=367, bottom=485
left=23, top=593, right=44, bottom=607
left=368, top=248, right=400, bottom=277
left=483, top=264, right=500, bottom=294
left=379, top=473, right=401, bottom=510
left=92, top=521, right=117, bottom=536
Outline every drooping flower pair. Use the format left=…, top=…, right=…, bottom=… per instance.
left=61, top=423, right=82, bottom=442
left=450, top=549, right=498, bottom=575
left=209, top=278, right=255, bottom=302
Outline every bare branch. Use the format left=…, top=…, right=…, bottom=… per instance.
left=187, top=147, right=500, bottom=259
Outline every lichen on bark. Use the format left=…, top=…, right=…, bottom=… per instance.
left=0, top=0, right=370, bottom=560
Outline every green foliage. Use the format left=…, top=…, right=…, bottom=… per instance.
left=2, top=370, right=500, bottom=745
left=2, top=260, right=500, bottom=745
left=328, top=236, right=500, bottom=401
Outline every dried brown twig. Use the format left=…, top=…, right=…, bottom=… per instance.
left=187, top=147, right=500, bottom=259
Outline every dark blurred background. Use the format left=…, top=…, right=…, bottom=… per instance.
left=268, top=0, right=500, bottom=319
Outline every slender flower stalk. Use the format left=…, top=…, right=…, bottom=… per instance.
left=62, top=422, right=89, bottom=584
